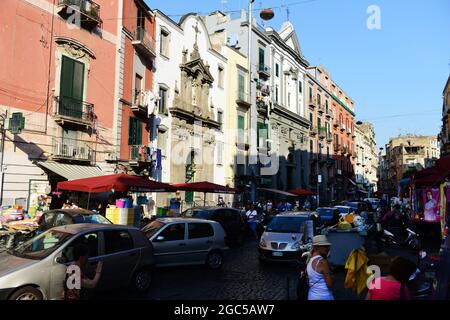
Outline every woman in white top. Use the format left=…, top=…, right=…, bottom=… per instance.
left=306, top=235, right=334, bottom=300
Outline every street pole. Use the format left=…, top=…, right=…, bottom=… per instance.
left=0, top=110, right=8, bottom=207
left=317, top=151, right=320, bottom=207
left=248, top=0, right=255, bottom=203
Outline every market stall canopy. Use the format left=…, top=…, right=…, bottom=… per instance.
left=57, top=174, right=176, bottom=193
left=173, top=182, right=238, bottom=194
left=413, top=155, right=450, bottom=187
left=257, top=188, right=298, bottom=197
left=36, top=161, right=103, bottom=180
left=287, top=188, right=316, bottom=196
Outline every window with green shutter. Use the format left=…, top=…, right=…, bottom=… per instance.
left=60, top=56, right=85, bottom=118
left=309, top=87, right=312, bottom=101
left=275, top=63, right=279, bottom=77
left=238, top=73, right=245, bottom=100
left=128, top=117, right=142, bottom=146
left=257, top=122, right=268, bottom=148
left=238, top=115, right=245, bottom=144
left=318, top=118, right=321, bottom=132
left=325, top=100, right=329, bottom=113
left=317, top=93, right=321, bottom=106
left=299, top=81, right=302, bottom=93
left=259, top=48, right=265, bottom=70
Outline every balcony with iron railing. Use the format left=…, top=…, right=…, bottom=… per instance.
left=308, top=98, right=317, bottom=109
left=132, top=26, right=156, bottom=59
left=326, top=133, right=333, bottom=143
left=57, top=0, right=102, bottom=30
left=256, top=81, right=271, bottom=96
left=129, top=145, right=151, bottom=166
left=309, top=126, right=317, bottom=137
left=257, top=63, right=271, bottom=79
left=340, top=124, right=346, bottom=133
left=236, top=90, right=251, bottom=108
left=317, top=102, right=324, bottom=115
left=54, top=96, right=95, bottom=128
left=132, top=90, right=148, bottom=114
left=333, top=120, right=339, bottom=128
left=52, top=137, right=93, bottom=162
left=318, top=127, right=327, bottom=140
left=256, top=97, right=269, bottom=117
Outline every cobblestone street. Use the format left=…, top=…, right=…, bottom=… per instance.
left=97, top=239, right=363, bottom=300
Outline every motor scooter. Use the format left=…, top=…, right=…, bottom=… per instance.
left=409, top=251, right=438, bottom=299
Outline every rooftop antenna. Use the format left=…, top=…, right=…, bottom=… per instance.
left=221, top=0, right=228, bottom=13
left=287, top=6, right=290, bottom=21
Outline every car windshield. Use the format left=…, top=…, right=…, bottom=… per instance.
left=141, top=220, right=166, bottom=238
left=266, top=216, right=308, bottom=233
left=316, top=208, right=335, bottom=217
left=79, top=214, right=112, bottom=224
left=184, top=209, right=212, bottom=219
left=336, top=207, right=349, bottom=214
left=9, top=229, right=73, bottom=260
left=346, top=203, right=359, bottom=210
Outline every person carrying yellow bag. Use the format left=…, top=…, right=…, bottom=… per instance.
left=344, top=248, right=370, bottom=296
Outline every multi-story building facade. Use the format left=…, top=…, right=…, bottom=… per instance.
left=112, top=0, right=156, bottom=176
left=355, top=122, right=378, bottom=197
left=439, top=76, right=450, bottom=156
left=153, top=11, right=227, bottom=208
left=306, top=66, right=356, bottom=204
left=264, top=22, right=310, bottom=192
left=204, top=10, right=273, bottom=202
left=379, top=135, right=440, bottom=195
left=208, top=23, right=250, bottom=205
left=0, top=0, right=120, bottom=207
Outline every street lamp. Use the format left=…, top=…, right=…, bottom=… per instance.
left=248, top=1, right=274, bottom=202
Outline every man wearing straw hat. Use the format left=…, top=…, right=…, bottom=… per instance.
left=306, top=235, right=335, bottom=300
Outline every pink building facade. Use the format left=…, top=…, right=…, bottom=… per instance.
left=0, top=0, right=155, bottom=208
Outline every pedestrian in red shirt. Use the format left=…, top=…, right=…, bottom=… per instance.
left=366, top=256, right=417, bottom=300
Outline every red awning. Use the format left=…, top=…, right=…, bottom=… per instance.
left=258, top=188, right=299, bottom=197
left=287, top=188, right=316, bottom=196
left=413, top=156, right=450, bottom=187
left=173, top=181, right=238, bottom=194
left=57, top=174, right=176, bottom=193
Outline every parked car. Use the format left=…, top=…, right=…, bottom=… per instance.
left=334, top=205, right=355, bottom=216
left=181, top=207, right=246, bottom=247
left=364, top=198, right=381, bottom=210
left=37, top=209, right=112, bottom=233
left=142, top=218, right=228, bottom=269
left=345, top=201, right=373, bottom=213
left=0, top=224, right=155, bottom=300
left=315, top=207, right=341, bottom=223
left=258, top=212, right=313, bottom=263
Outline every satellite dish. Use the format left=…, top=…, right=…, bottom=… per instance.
left=260, top=8, right=274, bottom=21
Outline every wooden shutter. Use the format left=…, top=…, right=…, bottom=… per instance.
left=128, top=117, right=135, bottom=145
left=60, top=56, right=74, bottom=98
left=136, top=119, right=142, bottom=145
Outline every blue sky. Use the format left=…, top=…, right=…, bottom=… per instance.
left=147, top=0, right=450, bottom=148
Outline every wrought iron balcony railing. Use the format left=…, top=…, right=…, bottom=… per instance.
left=58, top=0, right=102, bottom=30
left=133, top=27, right=156, bottom=58
left=52, top=137, right=93, bottom=162
left=54, top=96, right=95, bottom=127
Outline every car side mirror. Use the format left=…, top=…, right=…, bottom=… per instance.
left=156, top=236, right=165, bottom=242
left=55, top=256, right=67, bottom=264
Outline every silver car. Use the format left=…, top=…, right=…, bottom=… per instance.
left=0, top=224, right=155, bottom=300
left=141, top=218, right=228, bottom=269
left=258, top=212, right=313, bottom=262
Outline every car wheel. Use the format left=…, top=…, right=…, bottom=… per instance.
left=206, top=250, right=223, bottom=270
left=9, top=286, right=43, bottom=300
left=409, top=238, right=421, bottom=251
left=131, top=267, right=153, bottom=293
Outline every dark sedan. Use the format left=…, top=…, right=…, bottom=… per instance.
left=182, top=207, right=247, bottom=247
left=38, top=209, right=112, bottom=233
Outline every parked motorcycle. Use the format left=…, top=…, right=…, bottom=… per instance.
left=409, top=251, right=438, bottom=299
left=375, top=221, right=421, bottom=251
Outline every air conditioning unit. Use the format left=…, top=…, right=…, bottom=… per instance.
left=105, top=152, right=117, bottom=161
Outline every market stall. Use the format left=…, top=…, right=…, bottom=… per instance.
left=174, top=181, right=239, bottom=208
left=57, top=174, right=176, bottom=227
